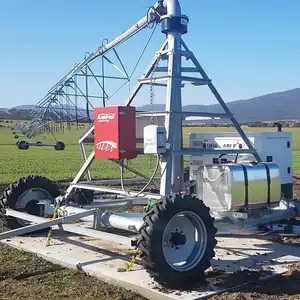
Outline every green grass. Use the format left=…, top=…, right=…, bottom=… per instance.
left=0, top=123, right=300, bottom=184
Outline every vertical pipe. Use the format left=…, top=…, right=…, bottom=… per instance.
left=102, top=55, right=106, bottom=106
left=160, top=33, right=183, bottom=196
left=85, top=66, right=90, bottom=123
left=160, top=0, right=185, bottom=196
left=74, top=72, right=79, bottom=130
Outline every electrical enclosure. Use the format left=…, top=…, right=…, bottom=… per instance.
left=143, top=125, right=167, bottom=154
left=189, top=132, right=293, bottom=199
left=94, top=106, right=137, bottom=159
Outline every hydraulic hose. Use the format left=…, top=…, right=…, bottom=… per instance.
left=120, top=155, right=161, bottom=197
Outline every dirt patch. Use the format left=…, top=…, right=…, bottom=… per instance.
left=210, top=263, right=300, bottom=300
left=269, top=233, right=300, bottom=247
left=293, top=175, right=300, bottom=199
left=0, top=244, right=146, bottom=300
left=1, top=243, right=300, bottom=300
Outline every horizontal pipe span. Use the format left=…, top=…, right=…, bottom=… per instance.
left=59, top=207, right=145, bottom=233
left=101, top=213, right=145, bottom=232
left=70, top=183, right=163, bottom=200
left=67, top=177, right=161, bottom=187
left=82, top=198, right=149, bottom=209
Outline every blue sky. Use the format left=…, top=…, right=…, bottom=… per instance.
left=1, top=0, right=299, bottom=108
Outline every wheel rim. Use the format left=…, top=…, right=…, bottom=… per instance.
left=15, top=188, right=54, bottom=226
left=162, top=211, right=208, bottom=272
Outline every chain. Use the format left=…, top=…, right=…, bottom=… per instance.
left=149, top=53, right=161, bottom=125
left=46, top=200, right=61, bottom=247
left=125, top=247, right=140, bottom=272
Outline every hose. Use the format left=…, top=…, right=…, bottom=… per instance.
left=202, top=169, right=225, bottom=183
left=120, top=154, right=161, bottom=197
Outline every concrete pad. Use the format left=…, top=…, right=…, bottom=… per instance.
left=1, top=224, right=300, bottom=300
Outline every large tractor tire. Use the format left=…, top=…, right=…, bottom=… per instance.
left=0, top=196, right=7, bottom=230
left=1, top=176, right=60, bottom=229
left=138, top=194, right=217, bottom=288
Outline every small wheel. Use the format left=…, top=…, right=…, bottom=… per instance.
left=2, top=176, right=60, bottom=229
left=14, top=135, right=19, bottom=139
left=138, top=194, right=217, bottom=288
left=54, top=141, right=65, bottom=151
left=18, top=141, right=29, bottom=150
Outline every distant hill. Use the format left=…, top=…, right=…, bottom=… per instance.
left=138, top=88, right=300, bottom=123
left=12, top=105, right=36, bottom=111
left=2, top=88, right=300, bottom=123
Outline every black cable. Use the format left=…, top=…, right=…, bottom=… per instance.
left=129, top=23, right=158, bottom=80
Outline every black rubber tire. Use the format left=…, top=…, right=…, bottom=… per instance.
left=54, top=141, right=65, bottom=151
left=138, top=194, right=217, bottom=288
left=0, top=196, right=7, bottom=230
left=18, top=141, right=29, bottom=150
left=71, top=188, right=94, bottom=205
left=2, top=176, right=60, bottom=229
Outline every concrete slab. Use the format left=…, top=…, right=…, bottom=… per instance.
left=1, top=223, right=300, bottom=300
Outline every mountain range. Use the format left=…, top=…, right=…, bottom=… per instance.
left=137, top=88, right=300, bottom=123
left=1, top=88, right=300, bottom=123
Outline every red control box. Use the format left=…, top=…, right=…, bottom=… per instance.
left=94, top=106, right=137, bottom=160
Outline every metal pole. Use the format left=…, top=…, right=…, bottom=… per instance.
left=85, top=65, right=90, bottom=123
left=160, top=2, right=184, bottom=196
left=102, top=51, right=106, bottom=106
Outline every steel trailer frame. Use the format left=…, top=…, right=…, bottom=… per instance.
left=2, top=0, right=300, bottom=289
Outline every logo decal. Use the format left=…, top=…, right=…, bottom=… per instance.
left=96, top=141, right=118, bottom=152
left=97, top=113, right=115, bottom=123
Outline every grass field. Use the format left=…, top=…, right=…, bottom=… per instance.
left=1, top=122, right=300, bottom=300
left=0, top=122, right=299, bottom=184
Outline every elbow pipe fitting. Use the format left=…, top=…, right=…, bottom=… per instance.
left=161, top=0, right=188, bottom=35
left=163, top=0, right=182, bottom=16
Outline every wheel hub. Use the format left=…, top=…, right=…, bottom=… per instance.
left=162, top=211, right=208, bottom=272
left=169, top=230, right=186, bottom=248
left=16, top=188, right=54, bottom=226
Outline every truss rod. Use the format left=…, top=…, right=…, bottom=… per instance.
left=44, top=3, right=163, bottom=97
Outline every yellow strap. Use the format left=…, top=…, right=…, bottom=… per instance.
left=126, top=247, right=140, bottom=272
left=46, top=202, right=60, bottom=247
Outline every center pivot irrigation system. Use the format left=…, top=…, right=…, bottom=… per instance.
left=1, top=0, right=300, bottom=289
